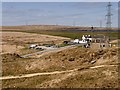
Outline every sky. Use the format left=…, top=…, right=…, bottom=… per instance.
left=1, top=0, right=119, bottom=2
left=2, top=2, right=118, bottom=27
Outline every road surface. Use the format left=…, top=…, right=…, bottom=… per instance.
left=21, top=44, right=81, bottom=58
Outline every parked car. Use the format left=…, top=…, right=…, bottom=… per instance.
left=35, top=46, right=44, bottom=50
left=29, top=44, right=38, bottom=49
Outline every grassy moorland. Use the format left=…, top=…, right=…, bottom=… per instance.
left=2, top=25, right=119, bottom=88
left=2, top=47, right=119, bottom=88
left=2, top=25, right=120, bottom=40
left=3, top=30, right=119, bottom=40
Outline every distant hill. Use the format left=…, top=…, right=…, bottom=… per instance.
left=1, top=25, right=119, bottom=31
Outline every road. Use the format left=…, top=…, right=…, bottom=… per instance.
left=0, top=64, right=117, bottom=80
left=21, top=44, right=81, bottom=58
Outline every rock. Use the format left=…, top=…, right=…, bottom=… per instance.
left=68, top=57, right=75, bottom=61
left=91, top=60, right=96, bottom=64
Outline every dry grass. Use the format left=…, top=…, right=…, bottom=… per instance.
left=2, top=32, right=70, bottom=45
left=2, top=31, right=70, bottom=56
left=1, top=26, right=119, bottom=88
left=2, top=46, right=119, bottom=75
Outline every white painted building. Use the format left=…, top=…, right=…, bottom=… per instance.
left=73, top=35, right=92, bottom=44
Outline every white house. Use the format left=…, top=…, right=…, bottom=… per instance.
left=82, top=35, right=86, bottom=42
left=82, top=35, right=92, bottom=42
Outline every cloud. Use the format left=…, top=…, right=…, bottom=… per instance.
left=53, top=13, right=84, bottom=20
left=2, top=2, right=118, bottom=27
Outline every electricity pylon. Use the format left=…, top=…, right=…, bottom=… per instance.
left=106, top=2, right=113, bottom=47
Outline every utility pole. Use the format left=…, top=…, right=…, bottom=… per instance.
left=73, top=21, right=76, bottom=26
left=100, top=20, right=102, bottom=28
left=106, top=2, right=112, bottom=47
left=25, top=21, right=28, bottom=26
left=56, top=23, right=58, bottom=26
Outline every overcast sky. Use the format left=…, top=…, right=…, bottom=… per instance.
left=2, top=2, right=118, bottom=27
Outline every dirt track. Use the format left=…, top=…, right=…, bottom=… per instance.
left=0, top=64, right=117, bottom=80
